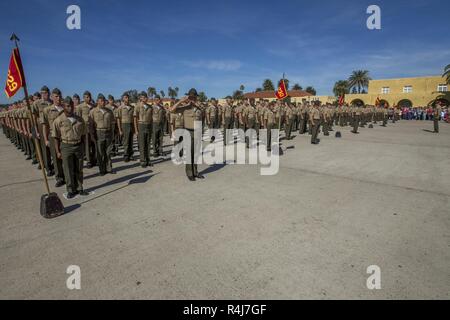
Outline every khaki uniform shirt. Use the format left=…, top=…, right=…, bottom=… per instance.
left=52, top=113, right=86, bottom=144
left=118, top=104, right=134, bottom=124
left=264, top=108, right=276, bottom=125
left=134, top=103, right=153, bottom=124
left=89, top=107, right=115, bottom=131
left=75, top=102, right=95, bottom=123
left=151, top=104, right=165, bottom=124
left=42, top=105, right=64, bottom=136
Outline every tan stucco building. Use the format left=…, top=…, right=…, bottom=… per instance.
left=345, top=76, right=449, bottom=107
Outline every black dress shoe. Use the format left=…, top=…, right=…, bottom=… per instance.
left=124, top=158, right=130, bottom=163
left=66, top=192, right=76, bottom=199
left=55, top=181, right=65, bottom=188
left=188, top=176, right=196, bottom=181
left=141, top=163, right=147, bottom=168
left=99, top=172, right=106, bottom=176
left=147, top=161, right=153, bottom=167
left=78, top=190, right=89, bottom=196
left=108, top=170, right=116, bottom=174
left=196, top=174, right=205, bottom=179
left=86, top=163, right=93, bottom=169
left=47, top=170, right=55, bottom=177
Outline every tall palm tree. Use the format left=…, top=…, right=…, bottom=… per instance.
left=175, top=87, right=179, bottom=97
left=292, top=83, right=303, bottom=91
left=160, top=90, right=165, bottom=98
left=333, top=80, right=350, bottom=97
left=147, top=87, right=156, bottom=98
left=348, top=70, right=371, bottom=94
left=167, top=87, right=177, bottom=99
left=443, top=64, right=450, bottom=84
left=262, top=79, right=275, bottom=91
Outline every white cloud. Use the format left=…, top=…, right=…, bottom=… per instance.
left=184, top=60, right=242, bottom=71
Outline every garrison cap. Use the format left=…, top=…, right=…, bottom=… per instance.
left=83, top=91, right=92, bottom=97
left=73, top=94, right=80, bottom=99
left=139, top=91, right=147, bottom=97
left=64, top=96, right=73, bottom=105
left=40, top=85, right=50, bottom=92
left=52, top=88, right=62, bottom=96
left=108, top=94, right=114, bottom=100
left=122, top=92, right=129, bottom=98
left=33, top=92, right=41, bottom=97
left=186, top=88, right=198, bottom=97
left=97, top=93, right=106, bottom=100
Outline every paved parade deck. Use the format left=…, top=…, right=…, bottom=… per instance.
left=0, top=121, right=449, bottom=299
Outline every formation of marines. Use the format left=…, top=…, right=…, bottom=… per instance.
left=0, top=85, right=446, bottom=194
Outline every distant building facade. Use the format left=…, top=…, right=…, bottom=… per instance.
left=346, top=76, right=449, bottom=107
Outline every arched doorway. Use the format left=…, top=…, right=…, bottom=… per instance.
left=397, top=99, right=413, bottom=108
left=350, top=99, right=365, bottom=107
left=433, top=98, right=449, bottom=107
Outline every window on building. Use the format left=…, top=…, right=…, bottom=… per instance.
left=403, top=85, right=413, bottom=93
left=437, top=84, right=448, bottom=92
left=381, top=87, right=390, bottom=94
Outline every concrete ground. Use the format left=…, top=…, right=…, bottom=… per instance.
left=0, top=120, right=449, bottom=299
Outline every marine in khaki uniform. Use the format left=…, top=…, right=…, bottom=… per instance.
left=170, top=88, right=205, bottom=182
left=42, top=88, right=65, bottom=187
left=284, top=103, right=294, bottom=140
left=242, top=100, right=258, bottom=148
left=206, top=98, right=219, bottom=143
left=151, top=95, right=165, bottom=157
left=134, top=92, right=153, bottom=167
left=117, top=93, right=135, bottom=162
left=433, top=102, right=442, bottom=133
left=264, top=103, right=276, bottom=151
left=89, top=94, right=116, bottom=175
left=75, top=91, right=97, bottom=168
left=310, top=102, right=321, bottom=144
left=221, top=98, right=234, bottom=145
left=351, top=105, right=361, bottom=133
left=170, top=104, right=184, bottom=151
left=52, top=96, right=88, bottom=199
left=106, top=94, right=120, bottom=156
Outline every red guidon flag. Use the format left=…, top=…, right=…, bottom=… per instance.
left=275, top=79, right=288, bottom=100
left=338, top=95, right=345, bottom=106
left=4, top=48, right=25, bottom=98
left=375, top=97, right=381, bottom=106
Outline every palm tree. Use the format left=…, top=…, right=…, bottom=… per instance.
left=305, top=86, right=316, bottom=95
left=255, top=87, right=263, bottom=92
left=333, top=80, right=350, bottom=97
left=292, top=83, right=303, bottom=91
left=167, top=87, right=178, bottom=99
left=147, top=87, right=156, bottom=98
left=443, top=64, right=450, bottom=84
left=160, top=90, right=165, bottom=98
left=198, top=92, right=207, bottom=102
left=175, top=87, right=179, bottom=97
left=348, top=70, right=371, bottom=94
left=239, top=84, right=245, bottom=92
left=262, top=79, right=275, bottom=91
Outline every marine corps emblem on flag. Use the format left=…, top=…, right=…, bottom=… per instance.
left=4, top=48, right=25, bottom=98
left=275, top=79, right=288, bottom=100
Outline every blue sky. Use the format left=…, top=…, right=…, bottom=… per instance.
left=0, top=0, right=449, bottom=103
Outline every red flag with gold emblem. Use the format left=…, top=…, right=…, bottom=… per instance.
left=275, top=79, right=288, bottom=100
left=338, top=95, right=345, bottom=106
left=4, top=48, right=26, bottom=99
left=375, top=97, right=381, bottom=106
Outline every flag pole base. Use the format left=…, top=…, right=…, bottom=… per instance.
left=40, top=193, right=65, bottom=219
